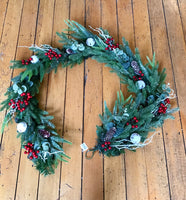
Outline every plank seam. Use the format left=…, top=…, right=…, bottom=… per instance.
left=80, top=0, right=87, bottom=198
left=0, top=0, right=9, bottom=43
left=176, top=0, right=186, bottom=45
left=162, top=129, right=172, bottom=200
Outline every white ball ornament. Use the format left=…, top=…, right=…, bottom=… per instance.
left=31, top=55, right=39, bottom=64
left=130, top=133, right=141, bottom=144
left=137, top=80, right=146, bottom=89
left=86, top=38, right=95, bottom=47
left=17, top=122, right=27, bottom=133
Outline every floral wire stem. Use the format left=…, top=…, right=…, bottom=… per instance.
left=111, top=132, right=158, bottom=151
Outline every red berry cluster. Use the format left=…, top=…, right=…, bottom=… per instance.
left=126, top=116, right=139, bottom=128
left=44, top=49, right=62, bottom=60
left=133, top=71, right=144, bottom=81
left=105, top=38, right=119, bottom=50
left=24, top=142, right=40, bottom=160
left=22, top=57, right=32, bottom=65
left=101, top=141, right=112, bottom=152
left=158, top=98, right=170, bottom=114
left=8, top=92, right=32, bottom=112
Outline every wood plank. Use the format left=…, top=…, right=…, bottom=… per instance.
left=12, top=1, right=40, bottom=200
left=177, top=0, right=186, bottom=41
left=123, top=0, right=150, bottom=199
left=82, top=1, right=103, bottom=200
left=161, top=0, right=186, bottom=198
left=0, top=0, right=24, bottom=199
left=132, top=0, right=172, bottom=200
left=101, top=1, right=126, bottom=200
left=31, top=0, right=63, bottom=199
left=0, top=0, right=9, bottom=41
left=60, top=0, right=85, bottom=199
left=40, top=0, right=70, bottom=199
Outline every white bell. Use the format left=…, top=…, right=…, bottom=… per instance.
left=86, top=38, right=95, bottom=47
left=130, top=133, right=141, bottom=144
left=17, top=122, right=27, bottom=133
left=137, top=80, right=146, bottom=89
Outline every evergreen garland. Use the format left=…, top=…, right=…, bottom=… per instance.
left=0, top=20, right=178, bottom=175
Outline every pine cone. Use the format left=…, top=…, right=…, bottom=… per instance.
left=104, top=127, right=116, bottom=141
left=131, top=61, right=140, bottom=75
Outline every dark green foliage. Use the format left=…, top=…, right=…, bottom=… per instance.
left=0, top=20, right=179, bottom=173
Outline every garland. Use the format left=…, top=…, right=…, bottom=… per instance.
left=0, top=20, right=178, bottom=175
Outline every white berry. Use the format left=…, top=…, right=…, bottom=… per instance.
left=137, top=80, right=146, bottom=89
left=31, top=55, right=39, bottom=64
left=130, top=133, right=141, bottom=144
left=17, top=122, right=27, bottom=133
left=86, top=38, right=95, bottom=47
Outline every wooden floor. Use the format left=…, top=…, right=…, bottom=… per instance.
left=0, top=0, right=186, bottom=199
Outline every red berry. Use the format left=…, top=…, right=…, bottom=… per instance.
left=104, top=148, right=107, bottom=152
left=160, top=103, right=164, bottom=107
left=135, top=125, right=138, bottom=128
left=107, top=142, right=111, bottom=145
left=30, top=156, right=33, bottom=160
left=105, top=47, right=108, bottom=50
left=26, top=62, right=29, bottom=65
left=20, top=101, right=23, bottom=104
left=12, top=105, right=15, bottom=109
left=133, top=76, right=136, bottom=79
left=105, top=142, right=108, bottom=145
left=24, top=151, right=27, bottom=154
left=29, top=58, right=32, bottom=61
left=133, top=116, right=137, bottom=120
left=27, top=93, right=31, bottom=96
left=22, top=107, right=25, bottom=111
left=45, top=53, right=48, bottom=56
left=126, top=122, right=129, bottom=126
left=27, top=142, right=31, bottom=146
left=132, top=125, right=135, bottom=128
left=22, top=59, right=25, bottom=63
left=36, top=150, right=40, bottom=154
left=8, top=102, right=11, bottom=106
left=141, top=73, right=144, bottom=76
left=49, top=58, right=52, bottom=60
left=49, top=49, right=52, bottom=52
left=101, top=144, right=105, bottom=148
left=138, top=77, right=142, bottom=80
left=139, top=71, right=142, bottom=74
left=22, top=93, right=26, bottom=96
left=25, top=102, right=28, bottom=106
left=111, top=38, right=113, bottom=40
left=10, top=99, right=14, bottom=102
left=35, top=155, right=38, bottom=159
left=59, top=54, right=62, bottom=57
left=24, top=145, right=27, bottom=149
left=108, top=146, right=112, bottom=150
left=135, top=119, right=139, bottom=123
